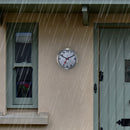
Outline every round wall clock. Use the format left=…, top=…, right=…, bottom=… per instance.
left=57, top=48, right=78, bottom=69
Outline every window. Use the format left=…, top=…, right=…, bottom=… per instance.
left=7, top=23, right=38, bottom=108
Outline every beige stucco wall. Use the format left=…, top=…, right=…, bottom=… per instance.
left=0, top=13, right=129, bottom=130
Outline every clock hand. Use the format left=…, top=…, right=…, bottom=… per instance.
left=61, top=55, right=67, bottom=59
left=64, top=57, right=69, bottom=65
left=64, top=60, right=67, bottom=64
left=68, top=55, right=75, bottom=58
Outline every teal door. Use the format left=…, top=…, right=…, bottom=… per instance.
left=100, top=28, right=130, bottom=130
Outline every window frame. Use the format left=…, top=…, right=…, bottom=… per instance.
left=6, top=23, right=38, bottom=108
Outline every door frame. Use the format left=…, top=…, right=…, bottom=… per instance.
left=93, top=23, right=130, bottom=130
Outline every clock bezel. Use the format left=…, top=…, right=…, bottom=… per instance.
left=57, top=48, right=78, bottom=70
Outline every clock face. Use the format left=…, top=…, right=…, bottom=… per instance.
left=57, top=48, right=77, bottom=69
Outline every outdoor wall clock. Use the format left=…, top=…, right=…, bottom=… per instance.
left=57, top=48, right=78, bottom=69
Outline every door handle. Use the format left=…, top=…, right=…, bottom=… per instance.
left=116, top=119, right=130, bottom=126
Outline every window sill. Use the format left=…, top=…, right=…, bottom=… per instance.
left=0, top=112, right=48, bottom=125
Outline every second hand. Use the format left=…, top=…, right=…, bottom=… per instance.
left=64, top=57, right=69, bottom=65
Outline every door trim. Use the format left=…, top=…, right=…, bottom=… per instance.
left=93, top=23, right=130, bottom=130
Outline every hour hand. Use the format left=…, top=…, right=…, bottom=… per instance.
left=60, top=55, right=66, bottom=59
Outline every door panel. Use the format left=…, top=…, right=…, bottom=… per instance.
left=99, top=28, right=130, bottom=130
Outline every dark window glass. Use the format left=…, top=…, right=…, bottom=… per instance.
left=16, top=67, right=32, bottom=98
left=125, top=60, right=130, bottom=82
left=15, top=33, right=32, bottom=63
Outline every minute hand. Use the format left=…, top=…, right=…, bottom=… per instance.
left=68, top=55, right=75, bottom=58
